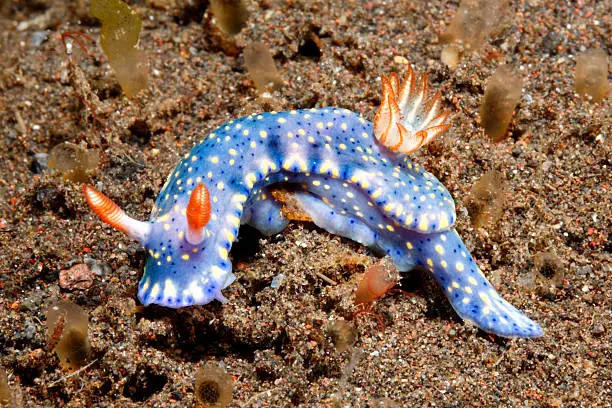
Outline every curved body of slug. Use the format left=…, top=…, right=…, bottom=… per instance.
left=83, top=67, right=542, bottom=338
left=135, top=107, right=541, bottom=338
left=140, top=108, right=453, bottom=304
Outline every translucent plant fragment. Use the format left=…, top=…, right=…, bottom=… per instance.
left=244, top=41, right=282, bottom=93
left=439, top=0, right=509, bottom=52
left=440, top=44, right=462, bottom=69
left=439, top=0, right=509, bottom=66
left=534, top=251, right=564, bottom=288
left=210, top=0, right=248, bottom=36
left=575, top=49, right=610, bottom=102
left=466, top=170, right=505, bottom=229
left=91, top=0, right=148, bottom=97
left=46, top=300, right=90, bottom=369
left=480, top=65, right=523, bottom=142
left=48, top=142, right=100, bottom=182
left=326, top=319, right=357, bottom=352
left=0, top=367, right=10, bottom=407
left=194, top=364, right=233, bottom=408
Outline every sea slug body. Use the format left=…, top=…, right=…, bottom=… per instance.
left=83, top=66, right=543, bottom=338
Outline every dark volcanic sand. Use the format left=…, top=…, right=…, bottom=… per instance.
left=0, top=1, right=610, bottom=407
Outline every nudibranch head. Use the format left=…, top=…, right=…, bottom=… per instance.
left=83, top=184, right=233, bottom=308
left=374, top=65, right=451, bottom=155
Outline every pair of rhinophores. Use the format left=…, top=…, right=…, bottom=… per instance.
left=83, top=65, right=543, bottom=338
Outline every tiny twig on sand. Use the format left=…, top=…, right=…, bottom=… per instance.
left=47, top=359, right=98, bottom=388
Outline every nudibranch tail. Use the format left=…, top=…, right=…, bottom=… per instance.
left=186, top=183, right=211, bottom=245
left=82, top=185, right=150, bottom=245
left=416, top=229, right=543, bottom=338
left=374, top=65, right=451, bottom=155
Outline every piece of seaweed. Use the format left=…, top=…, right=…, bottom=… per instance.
left=90, top=0, right=148, bottom=97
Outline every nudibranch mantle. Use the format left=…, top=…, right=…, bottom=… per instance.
left=83, top=68, right=543, bottom=338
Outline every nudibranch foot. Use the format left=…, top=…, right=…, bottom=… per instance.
left=410, top=229, right=543, bottom=338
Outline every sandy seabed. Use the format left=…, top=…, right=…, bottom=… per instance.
left=0, top=1, right=610, bottom=407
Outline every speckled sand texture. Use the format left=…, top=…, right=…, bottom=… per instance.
left=0, top=1, right=610, bottom=406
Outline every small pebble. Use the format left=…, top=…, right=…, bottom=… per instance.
left=84, top=257, right=112, bottom=277
left=591, top=323, right=604, bottom=336
left=30, top=152, right=49, bottom=174
left=511, top=146, right=523, bottom=157
left=31, top=31, right=48, bottom=47
left=271, top=273, right=285, bottom=289
left=59, top=264, right=95, bottom=290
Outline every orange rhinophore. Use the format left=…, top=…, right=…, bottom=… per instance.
left=373, top=65, right=451, bottom=155
left=186, top=183, right=211, bottom=244
left=82, top=185, right=150, bottom=244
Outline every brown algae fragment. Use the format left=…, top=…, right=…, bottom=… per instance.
left=90, top=0, right=148, bottom=97
left=439, top=0, right=509, bottom=53
left=326, top=319, right=357, bottom=352
left=466, top=170, right=505, bottom=229
left=244, top=41, right=283, bottom=93
left=575, top=48, right=610, bottom=102
left=0, top=366, right=10, bottom=407
left=48, top=142, right=100, bottom=182
left=480, top=65, right=523, bottom=142
left=194, top=364, right=233, bottom=407
left=209, top=0, right=248, bottom=36
left=46, top=301, right=90, bottom=369
left=534, top=251, right=564, bottom=288
left=440, top=44, right=462, bottom=69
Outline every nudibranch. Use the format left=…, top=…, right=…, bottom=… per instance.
left=83, top=65, right=543, bottom=338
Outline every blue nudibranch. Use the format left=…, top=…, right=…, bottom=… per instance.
left=84, top=65, right=543, bottom=338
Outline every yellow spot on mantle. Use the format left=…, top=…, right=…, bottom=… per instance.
left=439, top=213, right=449, bottom=229
left=149, top=284, right=160, bottom=299
left=418, top=218, right=428, bottom=231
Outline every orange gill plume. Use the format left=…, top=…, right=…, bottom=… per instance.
left=82, top=185, right=150, bottom=244
left=185, top=183, right=211, bottom=245
left=373, top=64, right=452, bottom=155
